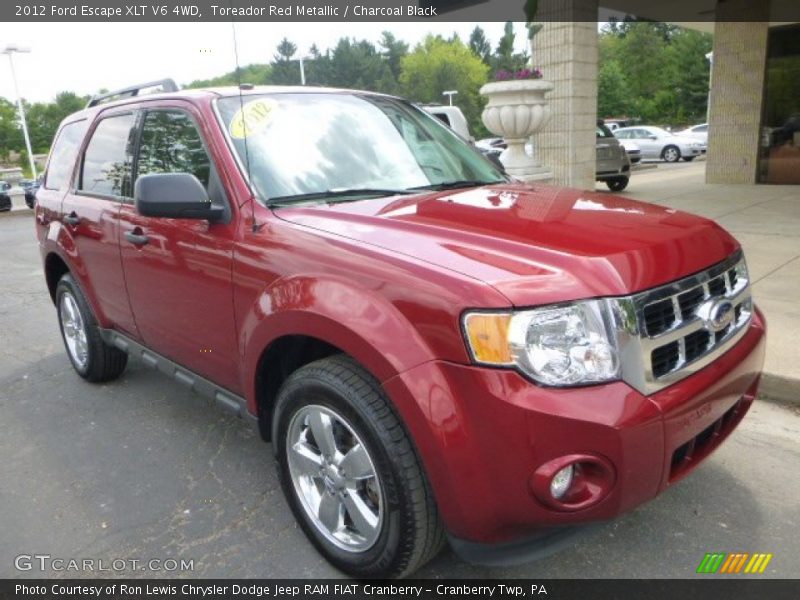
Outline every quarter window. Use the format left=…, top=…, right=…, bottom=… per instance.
left=45, top=120, right=88, bottom=191
left=136, top=111, right=210, bottom=188
left=80, top=114, right=135, bottom=198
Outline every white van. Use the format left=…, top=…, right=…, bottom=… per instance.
left=422, top=105, right=471, bottom=141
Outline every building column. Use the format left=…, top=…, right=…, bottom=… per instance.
left=706, top=2, right=769, bottom=184
left=530, top=0, right=599, bottom=190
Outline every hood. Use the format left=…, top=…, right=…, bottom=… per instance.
left=273, top=183, right=739, bottom=307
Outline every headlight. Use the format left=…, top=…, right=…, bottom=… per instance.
left=462, top=300, right=620, bottom=386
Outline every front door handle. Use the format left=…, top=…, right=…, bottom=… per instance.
left=124, top=229, right=149, bottom=246
left=63, top=212, right=80, bottom=226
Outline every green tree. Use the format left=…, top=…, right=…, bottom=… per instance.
left=325, top=38, right=394, bottom=93
left=598, top=22, right=712, bottom=125
left=664, top=28, right=712, bottom=122
left=400, top=35, right=490, bottom=135
left=597, top=61, right=631, bottom=118
left=490, top=22, right=529, bottom=73
left=468, top=26, right=491, bottom=64
left=0, top=98, right=24, bottom=161
left=269, top=37, right=299, bottom=85
left=378, top=31, right=408, bottom=92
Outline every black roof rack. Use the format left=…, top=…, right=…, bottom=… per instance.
left=86, top=79, right=180, bottom=108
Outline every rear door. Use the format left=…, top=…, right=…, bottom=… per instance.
left=59, top=111, right=139, bottom=335
left=118, top=104, right=240, bottom=392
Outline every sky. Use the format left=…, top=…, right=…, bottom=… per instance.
left=0, top=22, right=530, bottom=103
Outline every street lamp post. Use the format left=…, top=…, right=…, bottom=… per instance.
left=2, top=45, right=37, bottom=179
left=442, top=90, right=458, bottom=106
left=298, top=54, right=314, bottom=85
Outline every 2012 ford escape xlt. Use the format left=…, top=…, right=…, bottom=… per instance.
left=35, top=80, right=766, bottom=578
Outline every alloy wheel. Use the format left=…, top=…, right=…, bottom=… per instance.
left=59, top=291, right=88, bottom=370
left=286, top=404, right=384, bottom=552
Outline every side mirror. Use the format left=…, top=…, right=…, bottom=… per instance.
left=134, top=173, right=223, bottom=221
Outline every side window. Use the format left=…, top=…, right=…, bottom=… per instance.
left=79, top=114, right=136, bottom=198
left=45, top=120, right=88, bottom=191
left=136, top=111, right=210, bottom=188
left=615, top=130, right=629, bottom=139
left=696, top=125, right=708, bottom=133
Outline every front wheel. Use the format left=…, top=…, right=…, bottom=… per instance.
left=273, top=355, right=444, bottom=578
left=662, top=145, right=681, bottom=162
left=606, top=176, right=629, bottom=192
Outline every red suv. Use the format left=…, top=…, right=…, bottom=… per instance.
left=35, top=80, right=765, bottom=578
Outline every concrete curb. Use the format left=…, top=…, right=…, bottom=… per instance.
left=759, top=373, right=800, bottom=406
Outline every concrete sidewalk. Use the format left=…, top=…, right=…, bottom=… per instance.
left=609, top=161, right=800, bottom=403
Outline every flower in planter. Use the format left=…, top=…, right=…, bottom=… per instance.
left=493, top=68, right=543, bottom=81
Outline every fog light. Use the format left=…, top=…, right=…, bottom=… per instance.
left=550, top=465, right=574, bottom=499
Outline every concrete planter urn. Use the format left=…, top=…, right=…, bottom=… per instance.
left=479, top=79, right=554, bottom=180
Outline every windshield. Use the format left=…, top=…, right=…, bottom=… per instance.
left=596, top=124, right=615, bottom=138
left=216, top=93, right=506, bottom=204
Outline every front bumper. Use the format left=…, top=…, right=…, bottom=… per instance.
left=383, top=308, right=766, bottom=545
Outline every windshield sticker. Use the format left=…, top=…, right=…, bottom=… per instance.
left=229, top=99, right=277, bottom=139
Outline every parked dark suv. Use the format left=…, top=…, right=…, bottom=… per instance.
left=35, top=80, right=765, bottom=578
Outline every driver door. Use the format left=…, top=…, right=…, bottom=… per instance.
left=118, top=104, right=240, bottom=393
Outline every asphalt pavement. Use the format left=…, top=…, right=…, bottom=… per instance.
left=1, top=201, right=798, bottom=579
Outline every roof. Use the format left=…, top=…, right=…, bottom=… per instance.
left=63, top=84, right=395, bottom=123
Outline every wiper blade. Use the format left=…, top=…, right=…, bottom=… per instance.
left=269, top=188, right=414, bottom=206
left=408, top=179, right=505, bottom=191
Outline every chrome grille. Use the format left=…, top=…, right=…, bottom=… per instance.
left=612, top=250, right=753, bottom=395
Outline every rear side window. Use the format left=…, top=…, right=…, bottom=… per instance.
left=136, top=110, right=210, bottom=188
left=79, top=114, right=136, bottom=198
left=45, top=120, right=88, bottom=191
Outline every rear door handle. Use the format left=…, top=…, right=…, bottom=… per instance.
left=124, top=230, right=149, bottom=246
left=63, top=212, right=80, bottom=226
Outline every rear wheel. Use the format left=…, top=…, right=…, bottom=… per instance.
left=273, top=355, right=444, bottom=578
left=662, top=145, right=681, bottom=162
left=606, top=176, right=629, bottom=192
left=56, top=274, right=127, bottom=382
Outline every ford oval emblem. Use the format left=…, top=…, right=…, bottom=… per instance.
left=705, top=299, right=735, bottom=332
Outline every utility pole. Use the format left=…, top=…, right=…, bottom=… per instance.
left=2, top=45, right=37, bottom=179
left=442, top=90, right=458, bottom=106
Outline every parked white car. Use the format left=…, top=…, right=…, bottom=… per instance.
left=614, top=126, right=705, bottom=162
left=619, top=140, right=642, bottom=164
left=676, top=123, right=709, bottom=146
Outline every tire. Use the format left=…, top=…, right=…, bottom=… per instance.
left=606, top=176, right=629, bottom=192
left=683, top=156, right=696, bottom=162
left=662, top=145, right=681, bottom=162
left=56, top=273, right=127, bottom=382
left=273, top=354, right=445, bottom=578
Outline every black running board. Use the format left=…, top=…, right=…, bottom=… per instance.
left=98, top=328, right=257, bottom=428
